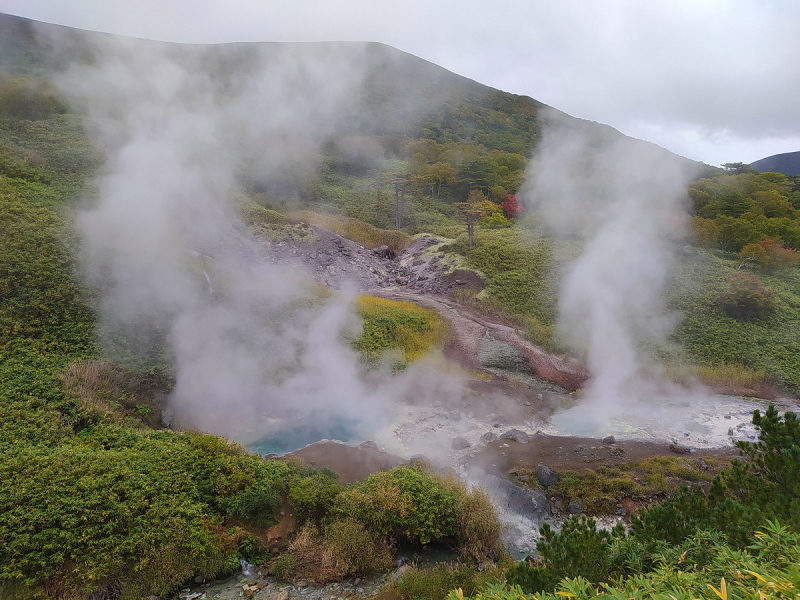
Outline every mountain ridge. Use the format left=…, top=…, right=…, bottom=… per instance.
left=750, top=150, right=800, bottom=176
left=0, top=11, right=707, bottom=171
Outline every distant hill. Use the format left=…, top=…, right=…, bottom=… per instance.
left=0, top=12, right=706, bottom=172
left=750, top=151, right=800, bottom=176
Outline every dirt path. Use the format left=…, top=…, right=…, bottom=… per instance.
left=371, top=289, right=589, bottom=391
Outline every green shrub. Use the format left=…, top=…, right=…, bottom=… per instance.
left=462, top=521, right=800, bottom=600
left=279, top=520, right=393, bottom=583
left=716, top=272, right=777, bottom=320
left=457, top=487, right=502, bottom=560
left=506, top=518, right=625, bottom=593
left=393, top=563, right=504, bottom=600
left=288, top=466, right=343, bottom=524
left=333, top=465, right=460, bottom=544
left=271, top=553, right=297, bottom=580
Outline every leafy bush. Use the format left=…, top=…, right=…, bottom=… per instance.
left=333, top=465, right=460, bottom=545
left=457, top=487, right=502, bottom=560
left=287, top=466, right=343, bottom=524
left=716, top=272, right=777, bottom=320
left=740, top=238, right=799, bottom=273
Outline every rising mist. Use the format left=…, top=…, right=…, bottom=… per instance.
left=521, top=110, right=701, bottom=427
left=40, top=30, right=411, bottom=444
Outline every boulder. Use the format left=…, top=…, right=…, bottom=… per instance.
left=489, top=475, right=550, bottom=523
left=480, top=431, right=498, bottom=444
left=536, top=463, right=560, bottom=487
left=669, top=443, right=691, bottom=454
left=602, top=435, right=616, bottom=444
left=568, top=499, right=583, bottom=515
left=500, top=429, right=529, bottom=443
left=391, top=564, right=412, bottom=582
left=451, top=437, right=471, bottom=450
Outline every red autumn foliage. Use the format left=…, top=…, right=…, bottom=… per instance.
left=501, top=194, right=523, bottom=219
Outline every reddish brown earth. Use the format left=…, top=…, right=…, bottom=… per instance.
left=287, top=442, right=407, bottom=485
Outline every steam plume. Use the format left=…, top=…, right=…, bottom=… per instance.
left=43, top=31, right=400, bottom=443
left=521, top=111, right=700, bottom=427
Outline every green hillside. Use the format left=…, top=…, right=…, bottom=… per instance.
left=1, top=11, right=799, bottom=600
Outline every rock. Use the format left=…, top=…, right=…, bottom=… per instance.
left=602, top=435, right=616, bottom=444
left=451, top=437, right=471, bottom=450
left=491, top=477, right=550, bottom=523
left=391, top=564, right=412, bottom=581
left=728, top=427, right=734, bottom=436
left=669, top=443, right=691, bottom=454
left=574, top=444, right=585, bottom=453
left=277, top=589, right=290, bottom=600
left=568, top=499, right=583, bottom=515
left=395, top=276, right=409, bottom=285
left=358, top=440, right=378, bottom=449
left=519, top=475, right=529, bottom=482
left=481, top=432, right=498, bottom=444
left=500, top=429, right=529, bottom=443
left=536, top=463, right=560, bottom=487
left=373, top=245, right=394, bottom=259
left=243, top=585, right=255, bottom=599
left=615, top=505, right=627, bottom=516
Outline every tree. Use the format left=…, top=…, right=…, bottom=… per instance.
left=455, top=190, right=490, bottom=248
left=394, top=175, right=409, bottom=229
left=501, top=193, right=523, bottom=219
left=722, top=162, right=756, bottom=175
left=740, top=238, right=800, bottom=274
left=715, top=216, right=759, bottom=252
left=412, top=161, right=457, bottom=201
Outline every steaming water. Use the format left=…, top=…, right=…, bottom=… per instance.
left=248, top=416, right=361, bottom=456
left=544, top=394, right=766, bottom=448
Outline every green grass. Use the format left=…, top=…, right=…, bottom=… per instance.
left=292, top=210, right=413, bottom=255
left=546, top=456, right=720, bottom=515
left=442, top=226, right=566, bottom=350
left=354, top=295, right=447, bottom=363
left=667, top=250, right=800, bottom=394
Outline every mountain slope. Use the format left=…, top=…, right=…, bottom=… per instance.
left=0, top=12, right=704, bottom=170
left=750, top=150, right=800, bottom=176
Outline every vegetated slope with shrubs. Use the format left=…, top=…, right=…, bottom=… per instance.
left=0, top=76, right=490, bottom=599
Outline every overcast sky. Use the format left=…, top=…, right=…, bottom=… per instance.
left=1, top=0, right=798, bottom=167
